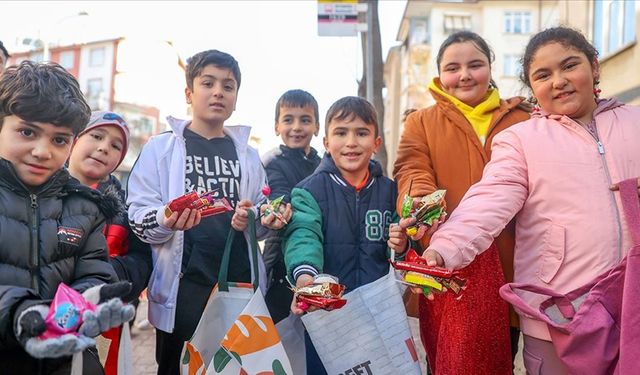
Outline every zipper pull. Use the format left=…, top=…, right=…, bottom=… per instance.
left=30, top=194, right=38, bottom=208
left=597, top=141, right=605, bottom=155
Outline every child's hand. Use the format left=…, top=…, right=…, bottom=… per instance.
left=231, top=200, right=253, bottom=231
left=163, top=208, right=201, bottom=231
left=291, top=274, right=316, bottom=315
left=610, top=177, right=640, bottom=193
left=387, top=223, right=409, bottom=255
left=260, top=202, right=292, bottom=230
left=398, top=214, right=445, bottom=241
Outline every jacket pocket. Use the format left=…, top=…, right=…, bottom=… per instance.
left=537, top=224, right=565, bottom=284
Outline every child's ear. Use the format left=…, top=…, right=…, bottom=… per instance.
left=275, top=122, right=280, bottom=136
left=373, top=136, right=382, bottom=154
left=314, top=123, right=320, bottom=137
left=323, top=136, right=329, bottom=152
left=185, top=87, right=192, bottom=104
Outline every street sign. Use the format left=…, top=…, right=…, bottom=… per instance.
left=318, top=0, right=359, bottom=37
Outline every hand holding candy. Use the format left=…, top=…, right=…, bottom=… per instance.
left=400, top=190, right=447, bottom=240
left=291, top=274, right=315, bottom=315
left=260, top=185, right=290, bottom=228
left=14, top=284, right=97, bottom=358
left=292, top=274, right=347, bottom=314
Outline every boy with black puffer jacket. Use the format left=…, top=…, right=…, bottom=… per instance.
left=262, top=89, right=321, bottom=323
left=283, top=96, right=408, bottom=374
left=0, top=61, right=134, bottom=375
left=68, top=110, right=153, bottom=375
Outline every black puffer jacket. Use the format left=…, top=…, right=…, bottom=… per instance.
left=0, top=159, right=118, bottom=372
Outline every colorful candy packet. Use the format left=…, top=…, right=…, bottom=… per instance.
left=40, top=283, right=96, bottom=339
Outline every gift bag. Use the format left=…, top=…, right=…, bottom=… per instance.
left=276, top=313, right=307, bottom=375
left=500, top=178, right=640, bottom=374
left=301, top=268, right=421, bottom=375
left=180, top=210, right=260, bottom=375
left=206, top=289, right=293, bottom=375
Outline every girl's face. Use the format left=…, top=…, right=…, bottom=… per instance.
left=439, top=41, right=492, bottom=107
left=528, top=42, right=599, bottom=124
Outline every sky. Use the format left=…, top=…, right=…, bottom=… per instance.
left=0, top=0, right=407, bottom=154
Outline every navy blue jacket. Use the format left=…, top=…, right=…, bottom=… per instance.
left=262, top=145, right=320, bottom=274
left=284, top=154, right=397, bottom=292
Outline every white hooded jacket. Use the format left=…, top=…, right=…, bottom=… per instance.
left=127, top=116, right=268, bottom=333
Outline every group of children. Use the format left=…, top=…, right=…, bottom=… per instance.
left=0, top=25, right=638, bottom=375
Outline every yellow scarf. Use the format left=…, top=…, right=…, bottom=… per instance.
left=429, top=79, right=500, bottom=145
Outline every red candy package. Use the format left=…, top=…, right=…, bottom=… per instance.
left=40, top=283, right=96, bottom=339
left=165, top=191, right=233, bottom=218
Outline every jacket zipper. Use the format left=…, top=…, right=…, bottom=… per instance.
left=589, top=126, right=623, bottom=260
left=355, top=189, right=361, bottom=288
left=571, top=117, right=623, bottom=261
left=29, top=194, right=40, bottom=295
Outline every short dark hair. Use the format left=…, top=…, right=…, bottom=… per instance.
left=0, top=61, right=91, bottom=134
left=274, top=89, right=319, bottom=123
left=185, top=49, right=241, bottom=91
left=325, top=96, right=378, bottom=136
left=0, top=40, right=9, bottom=60
left=521, top=26, right=599, bottom=89
left=436, top=30, right=497, bottom=89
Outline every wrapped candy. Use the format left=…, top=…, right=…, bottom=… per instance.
left=41, top=283, right=96, bottom=339
left=261, top=185, right=287, bottom=224
left=391, top=249, right=466, bottom=297
left=164, top=191, right=233, bottom=218
left=401, top=189, right=447, bottom=236
left=292, top=274, right=347, bottom=311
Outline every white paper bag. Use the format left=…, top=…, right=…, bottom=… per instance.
left=302, top=269, right=421, bottom=375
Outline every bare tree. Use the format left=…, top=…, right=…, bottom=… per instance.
left=358, top=0, right=388, bottom=175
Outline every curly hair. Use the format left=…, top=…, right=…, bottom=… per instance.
left=521, top=26, right=599, bottom=88
left=0, top=61, right=90, bottom=134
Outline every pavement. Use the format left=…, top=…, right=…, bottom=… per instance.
left=131, top=301, right=525, bottom=375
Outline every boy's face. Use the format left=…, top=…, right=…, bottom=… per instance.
left=323, top=116, right=381, bottom=179
left=185, top=65, right=238, bottom=127
left=275, top=104, right=319, bottom=154
left=0, top=115, right=74, bottom=188
left=68, top=125, right=125, bottom=184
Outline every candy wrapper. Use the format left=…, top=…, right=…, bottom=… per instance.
left=401, top=189, right=447, bottom=237
left=164, top=191, right=233, bottom=219
left=292, top=274, right=347, bottom=311
left=391, top=249, right=466, bottom=298
left=40, top=283, right=96, bottom=339
left=261, top=185, right=287, bottom=224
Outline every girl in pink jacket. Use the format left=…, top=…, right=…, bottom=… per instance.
left=419, top=27, right=640, bottom=374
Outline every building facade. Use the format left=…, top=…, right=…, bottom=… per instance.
left=8, top=38, right=187, bottom=179
left=558, top=0, right=639, bottom=105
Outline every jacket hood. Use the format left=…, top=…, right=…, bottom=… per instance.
left=166, top=116, right=253, bottom=154
left=317, top=153, right=383, bottom=179
left=531, top=97, right=624, bottom=119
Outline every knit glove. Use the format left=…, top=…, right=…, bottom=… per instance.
left=14, top=304, right=95, bottom=358
left=79, top=281, right=135, bottom=338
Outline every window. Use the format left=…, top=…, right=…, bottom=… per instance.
left=89, top=47, right=105, bottom=67
left=504, top=11, right=531, bottom=34
left=443, top=14, right=471, bottom=34
left=59, top=51, right=74, bottom=69
left=593, top=0, right=636, bottom=56
left=410, top=18, right=430, bottom=45
left=86, top=78, right=103, bottom=110
left=503, top=54, right=521, bottom=77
